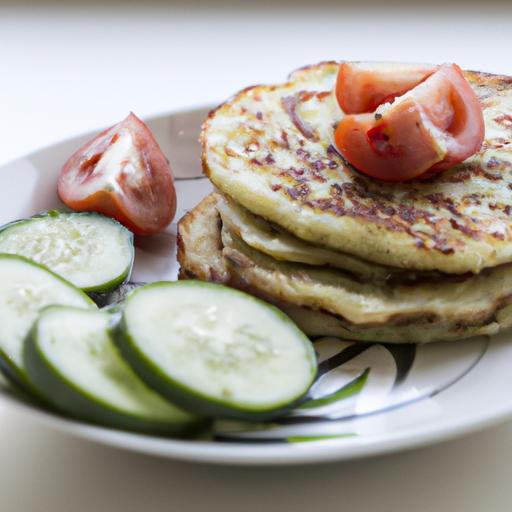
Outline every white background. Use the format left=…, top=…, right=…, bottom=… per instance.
left=1, top=1, right=512, bottom=510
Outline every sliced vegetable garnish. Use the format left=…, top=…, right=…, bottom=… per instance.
left=114, top=281, right=317, bottom=421
left=334, top=63, right=485, bottom=181
left=24, top=306, right=203, bottom=435
left=0, top=254, right=94, bottom=390
left=58, top=112, right=176, bottom=236
left=0, top=211, right=134, bottom=292
left=336, top=61, right=436, bottom=114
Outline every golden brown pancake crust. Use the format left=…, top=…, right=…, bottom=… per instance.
left=202, top=62, right=512, bottom=274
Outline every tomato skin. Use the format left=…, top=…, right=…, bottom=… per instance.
left=334, top=64, right=485, bottom=182
left=58, top=113, right=176, bottom=236
left=336, top=62, right=437, bottom=114
left=428, top=65, right=485, bottom=170
left=335, top=107, right=446, bottom=182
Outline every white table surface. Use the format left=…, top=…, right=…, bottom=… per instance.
left=1, top=1, right=512, bottom=510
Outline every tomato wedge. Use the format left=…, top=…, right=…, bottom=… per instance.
left=336, top=62, right=437, bottom=114
left=334, top=64, right=485, bottom=182
left=58, top=113, right=176, bottom=236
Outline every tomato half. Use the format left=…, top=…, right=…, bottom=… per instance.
left=334, top=64, right=485, bottom=182
left=58, top=113, right=176, bottom=235
left=336, top=62, right=437, bottom=114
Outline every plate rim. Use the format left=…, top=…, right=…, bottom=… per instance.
left=2, top=384, right=512, bottom=466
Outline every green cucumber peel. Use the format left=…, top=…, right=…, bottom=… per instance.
left=24, top=306, right=206, bottom=436
left=114, top=281, right=317, bottom=421
left=0, top=211, right=134, bottom=293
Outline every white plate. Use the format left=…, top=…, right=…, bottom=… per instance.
left=1, top=107, right=512, bottom=466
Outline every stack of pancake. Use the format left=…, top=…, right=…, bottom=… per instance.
left=178, top=61, right=512, bottom=343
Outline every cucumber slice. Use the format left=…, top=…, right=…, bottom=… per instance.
left=0, top=211, right=134, bottom=292
left=0, top=254, right=95, bottom=390
left=25, top=306, right=203, bottom=435
left=114, top=281, right=317, bottom=420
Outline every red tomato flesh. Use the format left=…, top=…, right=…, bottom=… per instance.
left=334, top=63, right=485, bottom=182
left=58, top=113, right=176, bottom=235
left=336, top=62, right=437, bottom=114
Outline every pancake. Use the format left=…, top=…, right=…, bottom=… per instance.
left=202, top=62, right=512, bottom=274
left=217, top=193, right=446, bottom=285
left=177, top=194, right=512, bottom=343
